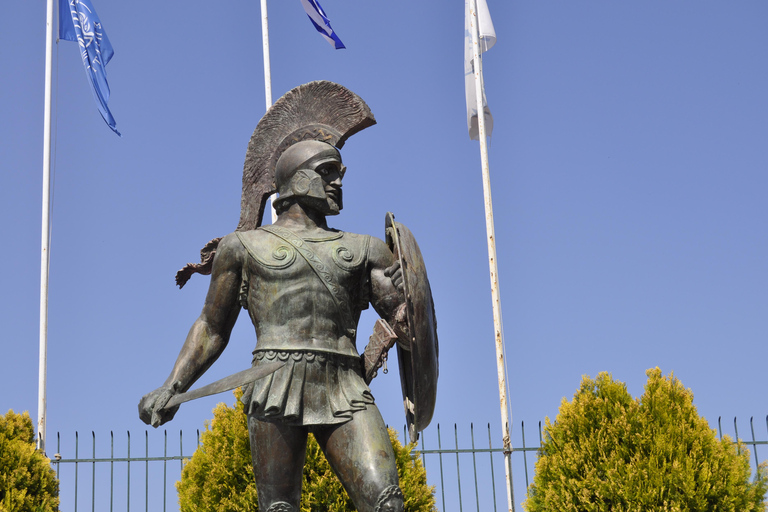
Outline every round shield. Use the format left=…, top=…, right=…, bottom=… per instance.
left=385, top=212, right=439, bottom=443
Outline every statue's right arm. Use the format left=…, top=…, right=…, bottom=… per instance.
left=139, top=233, right=244, bottom=427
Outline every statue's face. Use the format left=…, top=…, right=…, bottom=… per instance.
left=275, top=141, right=347, bottom=216
left=308, top=156, right=346, bottom=215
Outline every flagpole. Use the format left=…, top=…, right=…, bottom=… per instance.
left=260, top=0, right=273, bottom=109
left=259, top=0, right=278, bottom=223
left=38, top=0, right=55, bottom=453
left=468, top=0, right=514, bottom=510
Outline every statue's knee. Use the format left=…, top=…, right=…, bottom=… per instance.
left=375, top=485, right=404, bottom=512
left=265, top=502, right=296, bottom=512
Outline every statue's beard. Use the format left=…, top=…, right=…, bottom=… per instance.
left=325, top=189, right=342, bottom=215
left=299, top=190, right=342, bottom=216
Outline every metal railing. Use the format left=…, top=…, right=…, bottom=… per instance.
left=51, top=416, right=768, bottom=512
left=52, top=430, right=198, bottom=512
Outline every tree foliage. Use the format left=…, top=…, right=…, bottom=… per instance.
left=0, top=410, right=59, bottom=512
left=524, top=368, right=768, bottom=512
left=177, top=390, right=436, bottom=512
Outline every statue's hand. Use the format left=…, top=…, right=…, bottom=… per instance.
left=384, top=261, right=404, bottom=293
left=391, top=302, right=411, bottom=348
left=384, top=261, right=410, bottom=344
left=138, top=381, right=181, bottom=428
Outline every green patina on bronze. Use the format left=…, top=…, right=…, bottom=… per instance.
left=139, top=82, right=438, bottom=512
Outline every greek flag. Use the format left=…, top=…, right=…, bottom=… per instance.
left=59, top=0, right=120, bottom=136
left=300, top=0, right=345, bottom=49
left=465, top=0, right=496, bottom=140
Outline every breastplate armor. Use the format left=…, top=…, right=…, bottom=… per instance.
left=236, top=229, right=371, bottom=358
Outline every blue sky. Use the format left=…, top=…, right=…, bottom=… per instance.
left=2, top=1, right=767, bottom=509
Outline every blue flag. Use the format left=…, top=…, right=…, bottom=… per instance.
left=300, top=0, right=345, bottom=49
left=59, top=0, right=120, bottom=136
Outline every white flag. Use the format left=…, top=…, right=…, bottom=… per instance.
left=465, top=0, right=496, bottom=140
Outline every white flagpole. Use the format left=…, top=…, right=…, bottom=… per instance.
left=260, top=0, right=273, bottom=109
left=259, top=0, right=278, bottom=224
left=468, top=0, right=515, bottom=510
left=38, top=0, right=55, bottom=453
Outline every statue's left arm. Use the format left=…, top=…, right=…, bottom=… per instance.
left=368, top=237, right=407, bottom=332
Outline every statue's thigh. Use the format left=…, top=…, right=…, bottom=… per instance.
left=314, top=406, right=400, bottom=512
left=248, top=415, right=307, bottom=509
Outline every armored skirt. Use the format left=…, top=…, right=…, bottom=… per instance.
left=241, top=349, right=375, bottom=426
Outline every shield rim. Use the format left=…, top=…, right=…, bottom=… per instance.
left=385, top=212, right=438, bottom=442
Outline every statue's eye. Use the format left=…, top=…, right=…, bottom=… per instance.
left=316, top=164, right=335, bottom=177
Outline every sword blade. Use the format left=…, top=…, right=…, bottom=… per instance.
left=165, top=361, right=284, bottom=408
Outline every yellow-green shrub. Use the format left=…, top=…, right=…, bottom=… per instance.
left=0, top=410, right=59, bottom=512
left=177, top=390, right=436, bottom=512
left=524, top=368, right=767, bottom=512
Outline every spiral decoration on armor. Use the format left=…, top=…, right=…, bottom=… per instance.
left=331, top=236, right=368, bottom=272
left=251, top=245, right=298, bottom=270
left=261, top=225, right=356, bottom=335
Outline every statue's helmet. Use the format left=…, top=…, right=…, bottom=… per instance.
left=273, top=140, right=345, bottom=215
left=175, top=82, right=375, bottom=288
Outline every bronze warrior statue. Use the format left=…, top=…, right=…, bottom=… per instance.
left=138, top=81, right=438, bottom=512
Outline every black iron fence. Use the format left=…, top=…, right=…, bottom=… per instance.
left=50, top=416, right=768, bottom=512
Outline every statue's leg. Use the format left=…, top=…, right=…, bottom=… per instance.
left=314, top=405, right=404, bottom=512
left=248, top=414, right=307, bottom=511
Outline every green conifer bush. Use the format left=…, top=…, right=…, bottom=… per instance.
left=0, top=410, right=59, bottom=512
left=177, top=390, right=437, bottom=512
left=524, top=368, right=767, bottom=512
